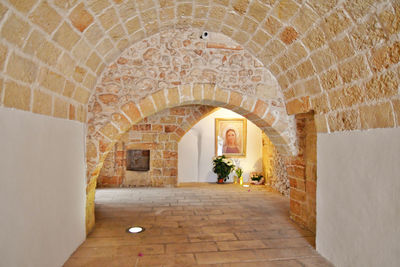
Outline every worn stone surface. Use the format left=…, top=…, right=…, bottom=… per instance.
left=328, top=109, right=360, bottom=132
left=69, top=3, right=93, bottom=32
left=4, top=80, right=31, bottom=111
left=232, top=0, right=250, bottom=15
left=280, top=27, right=298, bottom=45
left=7, top=53, right=37, bottom=83
left=38, top=68, right=64, bottom=94
left=0, top=0, right=398, bottom=133
left=289, top=112, right=317, bottom=232
left=360, top=102, right=395, bottom=129
left=1, top=13, right=30, bottom=48
left=338, top=55, right=369, bottom=84
left=54, top=97, right=68, bottom=119
left=53, top=22, right=80, bottom=50
left=393, top=99, right=400, bottom=126
left=29, top=1, right=62, bottom=34
left=262, top=133, right=289, bottom=196
left=33, top=90, right=52, bottom=115
left=66, top=184, right=332, bottom=266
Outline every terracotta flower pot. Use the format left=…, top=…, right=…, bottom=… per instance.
left=217, top=178, right=225, bottom=184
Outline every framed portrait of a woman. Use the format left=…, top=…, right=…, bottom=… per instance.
left=215, top=118, right=247, bottom=157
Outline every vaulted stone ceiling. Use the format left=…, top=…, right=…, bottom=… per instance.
left=1, top=0, right=399, bottom=134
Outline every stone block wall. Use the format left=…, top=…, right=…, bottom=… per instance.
left=262, top=133, right=289, bottom=196
left=288, top=112, right=317, bottom=233
left=2, top=1, right=399, bottom=134
left=97, top=105, right=215, bottom=188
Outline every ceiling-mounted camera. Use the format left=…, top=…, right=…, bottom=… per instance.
left=200, top=31, right=209, bottom=39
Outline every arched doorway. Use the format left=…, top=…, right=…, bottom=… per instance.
left=85, top=28, right=300, bottom=233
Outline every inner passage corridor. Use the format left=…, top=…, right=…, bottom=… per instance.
left=64, top=184, right=332, bottom=266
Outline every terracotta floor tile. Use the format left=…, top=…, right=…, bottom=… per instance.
left=135, top=253, right=196, bottom=266
left=262, top=237, right=314, bottom=249
left=139, top=234, right=189, bottom=244
left=195, top=250, right=257, bottom=264
left=81, top=237, right=141, bottom=247
left=189, top=232, right=237, bottom=242
left=70, top=247, right=116, bottom=258
left=220, top=259, right=303, bottom=267
left=297, top=256, right=335, bottom=266
left=166, top=242, right=218, bottom=253
left=114, top=244, right=164, bottom=256
left=254, top=247, right=319, bottom=260
left=217, top=240, right=267, bottom=251
left=63, top=256, right=137, bottom=267
left=63, top=184, right=330, bottom=266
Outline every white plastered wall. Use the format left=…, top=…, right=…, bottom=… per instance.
left=0, top=107, right=86, bottom=267
left=317, top=128, right=400, bottom=267
left=178, top=108, right=263, bottom=183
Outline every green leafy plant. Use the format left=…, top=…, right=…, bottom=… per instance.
left=250, top=173, right=264, bottom=182
left=235, top=167, right=243, bottom=178
left=212, top=155, right=235, bottom=181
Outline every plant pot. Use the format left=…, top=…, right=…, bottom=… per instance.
left=217, top=178, right=225, bottom=184
left=250, top=177, right=265, bottom=185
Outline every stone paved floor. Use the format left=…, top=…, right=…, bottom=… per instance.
left=64, top=183, right=333, bottom=266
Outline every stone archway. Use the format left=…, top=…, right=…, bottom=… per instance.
left=84, top=29, right=302, bottom=233
left=96, top=104, right=218, bottom=188
left=85, top=83, right=297, bottom=232
left=86, top=28, right=297, bottom=174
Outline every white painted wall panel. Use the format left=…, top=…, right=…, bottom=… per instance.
left=178, top=108, right=263, bottom=183
left=178, top=129, right=199, bottom=182
left=317, top=128, right=400, bottom=267
left=0, top=107, right=86, bottom=267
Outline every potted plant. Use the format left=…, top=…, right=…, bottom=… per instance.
left=235, top=167, right=243, bottom=184
left=250, top=172, right=264, bottom=185
left=212, top=155, right=235, bottom=184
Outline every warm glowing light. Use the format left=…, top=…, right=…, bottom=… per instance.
left=239, top=176, right=243, bottom=185
left=243, top=185, right=250, bottom=187
left=127, top=226, right=144, bottom=233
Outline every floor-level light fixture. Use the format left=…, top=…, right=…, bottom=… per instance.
left=127, top=226, right=145, bottom=234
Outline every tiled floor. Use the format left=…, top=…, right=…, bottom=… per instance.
left=64, top=183, right=333, bottom=266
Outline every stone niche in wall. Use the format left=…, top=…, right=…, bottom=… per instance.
left=126, top=150, right=150, bottom=171
left=97, top=105, right=215, bottom=188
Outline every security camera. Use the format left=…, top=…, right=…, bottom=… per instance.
left=200, top=31, right=209, bottom=39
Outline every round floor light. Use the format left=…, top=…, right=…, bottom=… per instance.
left=243, top=184, right=250, bottom=188
left=127, top=226, right=144, bottom=234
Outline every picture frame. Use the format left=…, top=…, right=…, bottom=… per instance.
left=215, top=118, right=247, bottom=158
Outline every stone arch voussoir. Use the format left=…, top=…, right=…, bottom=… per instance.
left=87, top=84, right=296, bottom=185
